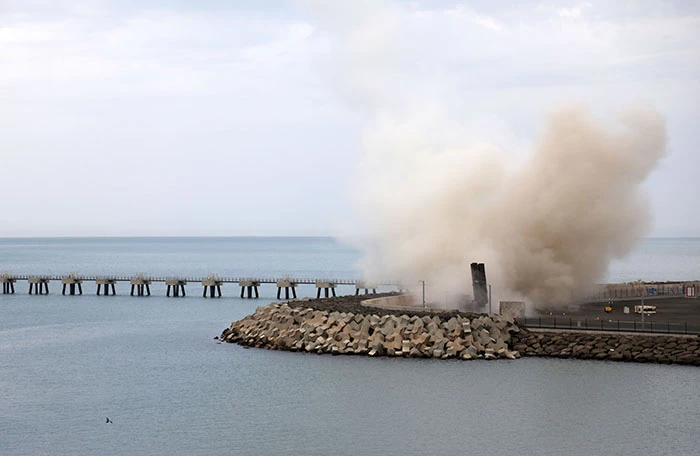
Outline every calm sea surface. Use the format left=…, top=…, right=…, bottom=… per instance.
left=1, top=237, right=699, bottom=455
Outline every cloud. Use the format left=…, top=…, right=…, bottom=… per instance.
left=306, top=1, right=696, bottom=304
left=0, top=6, right=321, bottom=97
left=0, top=0, right=698, bottom=239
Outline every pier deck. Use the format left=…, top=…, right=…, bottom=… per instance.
left=0, top=273, right=399, bottom=298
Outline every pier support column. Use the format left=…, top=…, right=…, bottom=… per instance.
left=166, top=279, right=187, bottom=297
left=276, top=279, right=297, bottom=300
left=28, top=277, right=50, bottom=295
left=1, top=276, right=16, bottom=294
left=130, top=276, right=151, bottom=297
left=315, top=281, right=336, bottom=298
left=202, top=278, right=223, bottom=298
left=96, top=279, right=117, bottom=295
left=355, top=281, right=377, bottom=296
left=61, top=275, right=83, bottom=296
left=239, top=280, right=260, bottom=299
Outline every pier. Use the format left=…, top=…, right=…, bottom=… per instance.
left=0, top=273, right=395, bottom=298
left=1, top=272, right=694, bottom=304
left=61, top=274, right=83, bottom=295
left=1, top=275, right=16, bottom=294
left=96, top=278, right=117, bottom=295
left=0, top=273, right=400, bottom=298
left=28, top=277, right=50, bottom=295
left=276, top=278, right=297, bottom=299
left=202, top=276, right=223, bottom=298
left=130, top=274, right=151, bottom=296
left=166, top=279, right=187, bottom=297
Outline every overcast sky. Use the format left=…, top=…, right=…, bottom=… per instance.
left=1, top=0, right=698, bottom=237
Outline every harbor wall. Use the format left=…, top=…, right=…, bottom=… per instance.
left=221, top=299, right=521, bottom=360
left=220, top=295, right=700, bottom=366
left=512, top=330, right=700, bottom=365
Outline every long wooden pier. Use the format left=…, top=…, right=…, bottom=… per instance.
left=0, top=273, right=394, bottom=299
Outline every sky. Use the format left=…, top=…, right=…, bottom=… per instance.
left=0, top=0, right=698, bottom=237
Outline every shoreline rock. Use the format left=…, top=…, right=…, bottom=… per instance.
left=221, top=300, right=521, bottom=360
left=220, top=295, right=700, bottom=366
left=511, top=330, right=700, bottom=366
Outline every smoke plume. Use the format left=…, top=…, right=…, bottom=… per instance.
left=310, top=3, right=668, bottom=306
left=352, top=105, right=666, bottom=306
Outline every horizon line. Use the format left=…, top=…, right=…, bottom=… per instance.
left=0, top=235, right=698, bottom=240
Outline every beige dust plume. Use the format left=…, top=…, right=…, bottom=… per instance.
left=355, top=105, right=666, bottom=306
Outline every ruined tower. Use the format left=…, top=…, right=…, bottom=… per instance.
left=470, top=262, right=488, bottom=311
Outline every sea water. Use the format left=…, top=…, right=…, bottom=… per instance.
left=1, top=237, right=699, bottom=455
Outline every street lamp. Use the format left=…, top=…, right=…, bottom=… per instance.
left=641, top=294, right=645, bottom=330
left=488, top=284, right=492, bottom=314
left=419, top=280, right=426, bottom=308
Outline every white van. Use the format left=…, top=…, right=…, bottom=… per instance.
left=634, top=305, right=657, bottom=314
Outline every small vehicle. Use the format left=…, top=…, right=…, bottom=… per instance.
left=634, top=305, right=657, bottom=314
left=604, top=306, right=613, bottom=313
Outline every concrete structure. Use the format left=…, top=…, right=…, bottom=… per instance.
left=500, top=301, right=525, bottom=319
left=202, top=276, right=222, bottom=298
left=590, top=281, right=700, bottom=301
left=470, top=262, right=488, bottom=309
left=130, top=275, right=151, bottom=296
left=512, top=330, right=700, bottom=365
left=316, top=281, right=337, bottom=298
left=96, top=278, right=117, bottom=296
left=221, top=300, right=521, bottom=360
left=1, top=275, right=16, bottom=294
left=239, top=280, right=260, bottom=299
left=276, top=279, right=297, bottom=299
left=361, top=294, right=418, bottom=311
left=28, top=277, right=50, bottom=295
left=355, top=281, right=377, bottom=295
left=165, top=279, right=187, bottom=297
left=61, top=274, right=83, bottom=295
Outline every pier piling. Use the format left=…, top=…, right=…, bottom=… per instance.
left=276, top=279, right=297, bottom=299
left=316, top=281, right=336, bottom=298
left=61, top=275, right=83, bottom=295
left=355, top=281, right=377, bottom=296
left=202, top=277, right=222, bottom=298
left=96, top=279, right=117, bottom=295
left=1, top=275, right=16, bottom=294
left=239, top=280, right=260, bottom=299
left=28, top=277, right=50, bottom=295
left=130, top=275, right=151, bottom=297
left=166, top=279, right=187, bottom=297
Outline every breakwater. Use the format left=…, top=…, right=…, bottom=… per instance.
left=221, top=294, right=700, bottom=366
left=512, top=330, right=700, bottom=366
left=221, top=294, right=521, bottom=359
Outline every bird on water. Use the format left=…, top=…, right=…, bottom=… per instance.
left=106, top=417, right=112, bottom=424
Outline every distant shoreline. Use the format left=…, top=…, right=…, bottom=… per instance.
left=0, top=235, right=339, bottom=240
left=0, top=235, right=699, bottom=240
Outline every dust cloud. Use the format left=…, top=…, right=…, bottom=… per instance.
left=352, top=105, right=666, bottom=306
left=309, top=3, right=668, bottom=306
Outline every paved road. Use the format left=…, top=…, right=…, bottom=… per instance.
left=526, top=297, right=700, bottom=334
left=566, top=297, right=700, bottom=325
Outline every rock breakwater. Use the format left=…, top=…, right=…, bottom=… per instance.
left=221, top=299, right=521, bottom=360
left=219, top=295, right=700, bottom=366
left=512, top=330, right=700, bottom=366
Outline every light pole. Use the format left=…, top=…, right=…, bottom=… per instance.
left=488, top=284, right=492, bottom=314
left=419, top=280, right=426, bottom=308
